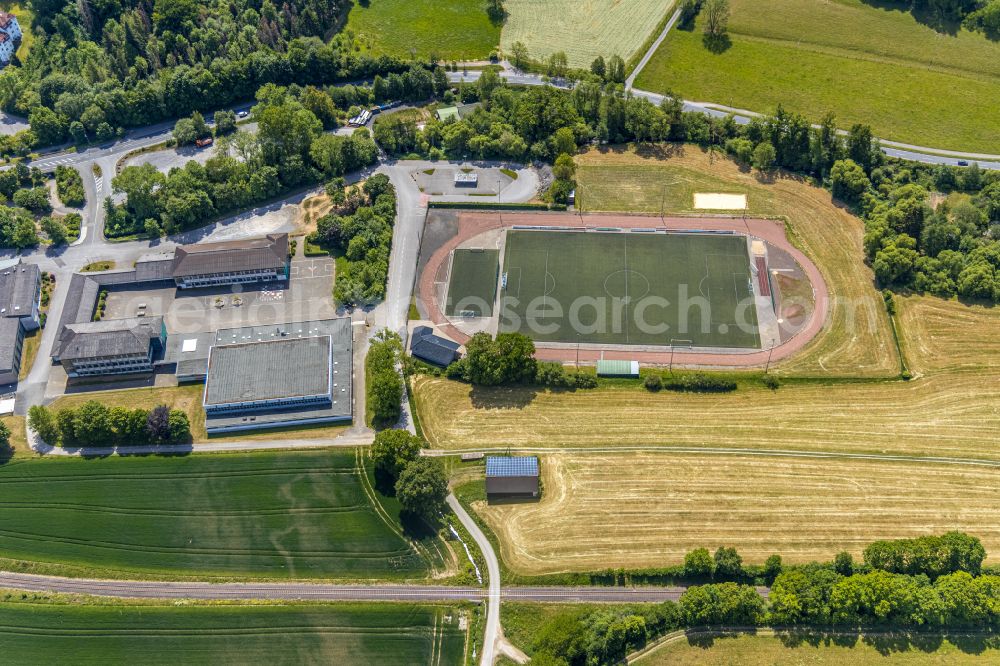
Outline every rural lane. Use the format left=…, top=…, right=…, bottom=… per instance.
left=0, top=572, right=712, bottom=604
left=448, top=493, right=502, bottom=666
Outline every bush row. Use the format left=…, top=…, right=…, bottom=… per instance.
left=28, top=402, right=191, bottom=448
left=644, top=371, right=738, bottom=393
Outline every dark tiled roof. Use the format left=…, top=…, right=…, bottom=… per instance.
left=56, top=316, right=164, bottom=361
left=171, top=233, right=288, bottom=278
left=0, top=261, right=39, bottom=319
left=410, top=327, right=460, bottom=367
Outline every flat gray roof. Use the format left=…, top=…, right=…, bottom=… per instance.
left=204, top=335, right=331, bottom=406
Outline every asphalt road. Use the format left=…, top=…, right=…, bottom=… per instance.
left=449, top=493, right=502, bottom=666
left=0, top=571, right=728, bottom=603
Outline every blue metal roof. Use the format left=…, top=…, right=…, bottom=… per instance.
left=486, top=456, right=539, bottom=478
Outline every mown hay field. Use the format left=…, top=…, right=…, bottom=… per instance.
left=413, top=365, right=1000, bottom=461
left=634, top=0, right=1000, bottom=152
left=0, top=600, right=466, bottom=665
left=474, top=452, right=1000, bottom=574
left=501, top=0, right=673, bottom=68
left=345, top=0, right=500, bottom=61
left=636, top=632, right=1000, bottom=665
left=576, top=146, right=897, bottom=377
left=0, top=450, right=441, bottom=580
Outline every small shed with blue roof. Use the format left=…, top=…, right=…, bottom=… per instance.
left=485, top=456, right=539, bottom=498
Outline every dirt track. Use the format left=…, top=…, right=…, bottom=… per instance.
left=416, top=211, right=828, bottom=367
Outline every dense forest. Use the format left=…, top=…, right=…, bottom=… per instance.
left=0, top=0, right=407, bottom=152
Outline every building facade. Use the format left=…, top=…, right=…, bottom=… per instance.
left=0, top=13, right=21, bottom=66
left=54, top=317, right=166, bottom=378
left=0, top=260, right=41, bottom=385
left=171, top=233, right=289, bottom=289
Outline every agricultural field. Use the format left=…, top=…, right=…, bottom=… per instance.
left=633, top=0, right=1000, bottom=152
left=344, top=0, right=500, bottom=61
left=413, top=364, right=1000, bottom=461
left=0, top=450, right=446, bottom=580
left=0, top=600, right=466, bottom=665
left=636, top=632, right=1000, bottom=665
left=575, top=146, right=897, bottom=377
left=471, top=451, right=1000, bottom=574
left=501, top=0, right=673, bottom=68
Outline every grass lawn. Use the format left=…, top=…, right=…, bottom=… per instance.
left=49, top=385, right=208, bottom=441
left=447, top=248, right=499, bottom=317
left=0, top=415, right=27, bottom=454
left=16, top=328, right=39, bottom=381
left=636, top=632, right=1000, bottom=665
left=576, top=146, right=896, bottom=377
left=0, top=599, right=467, bottom=665
left=634, top=0, right=1000, bottom=152
left=499, top=230, right=759, bottom=348
left=472, top=451, right=1000, bottom=573
left=0, top=449, right=443, bottom=580
left=345, top=0, right=500, bottom=61
left=81, top=261, right=115, bottom=272
left=501, top=0, right=673, bottom=68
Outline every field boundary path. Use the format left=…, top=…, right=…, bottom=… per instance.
left=626, top=6, right=683, bottom=90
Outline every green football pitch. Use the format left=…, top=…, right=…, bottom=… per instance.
left=447, top=248, right=500, bottom=317
left=499, top=231, right=760, bottom=348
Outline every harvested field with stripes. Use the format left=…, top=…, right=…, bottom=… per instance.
left=0, top=450, right=445, bottom=580
left=473, top=452, right=1000, bottom=574
left=0, top=600, right=466, bottom=665
left=412, top=368, right=1000, bottom=461
left=501, top=0, right=672, bottom=67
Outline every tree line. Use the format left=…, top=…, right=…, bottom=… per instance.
left=28, top=402, right=191, bottom=448
left=523, top=532, right=995, bottom=666
left=369, top=428, right=448, bottom=525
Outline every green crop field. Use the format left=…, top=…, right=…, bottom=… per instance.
left=345, top=0, right=500, bottom=61
left=0, top=601, right=466, bottom=665
left=634, top=0, right=1000, bottom=152
left=0, top=450, right=442, bottom=580
left=501, top=0, right=672, bottom=68
left=499, top=230, right=759, bottom=348
left=636, top=632, right=1000, bottom=665
left=447, top=248, right=500, bottom=317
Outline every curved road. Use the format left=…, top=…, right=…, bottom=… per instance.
left=448, top=493, right=502, bottom=666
